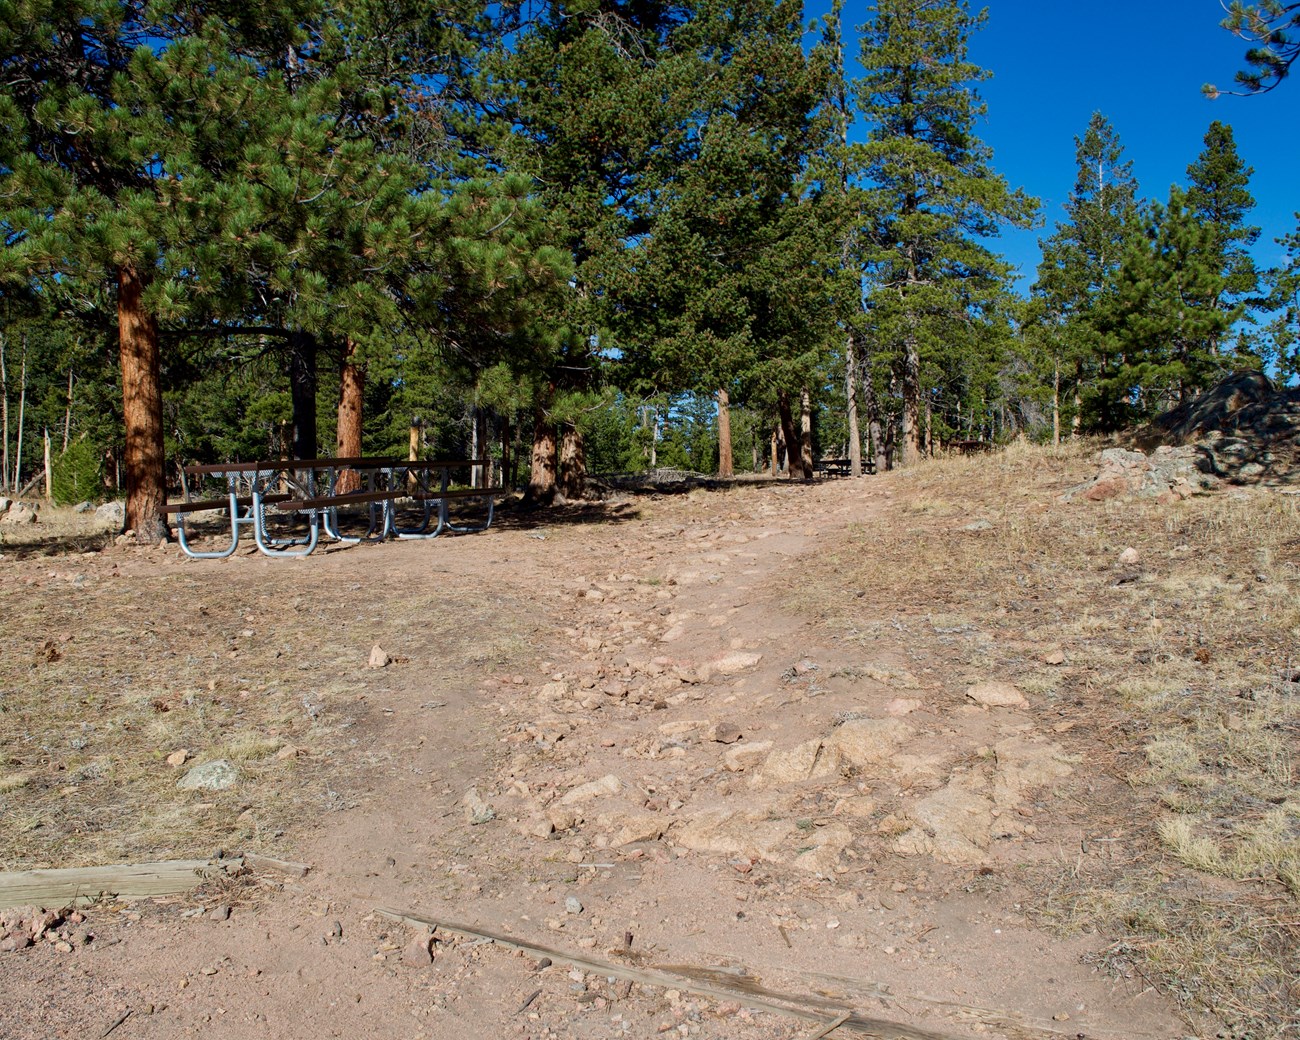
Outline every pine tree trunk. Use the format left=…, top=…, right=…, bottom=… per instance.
left=525, top=405, right=557, bottom=507
left=64, top=368, right=74, bottom=452
left=117, top=264, right=167, bottom=542
left=716, top=388, right=733, bottom=478
left=336, top=337, right=364, bottom=493
left=500, top=414, right=512, bottom=491
left=1072, top=360, right=1083, bottom=437
left=845, top=332, right=862, bottom=477
left=1052, top=359, right=1061, bottom=446
left=474, top=408, right=490, bottom=489
left=469, top=407, right=480, bottom=489
left=899, top=330, right=922, bottom=466
left=558, top=423, right=586, bottom=501
left=777, top=391, right=802, bottom=479
left=0, top=332, right=9, bottom=493
left=12, top=342, right=24, bottom=489
left=289, top=331, right=317, bottom=461
left=799, top=387, right=814, bottom=477
left=770, top=429, right=779, bottom=476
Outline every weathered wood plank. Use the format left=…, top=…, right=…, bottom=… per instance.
left=0, top=860, right=217, bottom=908
left=374, top=906, right=961, bottom=1040
left=0, top=852, right=309, bottom=908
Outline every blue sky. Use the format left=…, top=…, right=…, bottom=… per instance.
left=818, top=0, right=1300, bottom=291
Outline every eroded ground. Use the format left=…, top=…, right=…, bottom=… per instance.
left=1, top=443, right=1296, bottom=1039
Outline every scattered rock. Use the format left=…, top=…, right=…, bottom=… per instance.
left=705, top=650, right=763, bottom=677
left=560, top=774, right=622, bottom=805
left=1, top=503, right=37, bottom=525
left=367, top=644, right=392, bottom=669
left=959, top=519, right=993, bottom=532
left=826, top=718, right=914, bottom=769
left=403, top=932, right=434, bottom=967
left=462, top=786, right=496, bottom=825
left=73, top=501, right=94, bottom=513
left=1117, top=547, right=1140, bottom=566
left=610, top=814, right=664, bottom=847
left=706, top=722, right=743, bottom=744
left=675, top=811, right=795, bottom=863
left=896, top=777, right=996, bottom=864
left=210, top=904, right=231, bottom=921
left=177, top=760, right=239, bottom=792
left=165, top=749, right=190, bottom=768
left=754, top=739, right=841, bottom=786
left=1042, top=649, right=1066, bottom=666
left=93, top=501, right=126, bottom=530
left=722, top=741, right=772, bottom=772
left=564, top=896, right=583, bottom=915
left=965, top=681, right=1028, bottom=709
left=884, top=698, right=922, bottom=716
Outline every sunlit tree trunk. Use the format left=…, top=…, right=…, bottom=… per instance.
left=845, top=332, right=862, bottom=477
left=716, top=388, right=733, bottom=478
left=799, top=387, right=814, bottom=477
left=526, top=404, right=557, bottom=506
left=336, top=337, right=364, bottom=493
left=777, top=391, right=802, bottom=479
left=117, top=265, right=167, bottom=542
left=558, top=422, right=586, bottom=501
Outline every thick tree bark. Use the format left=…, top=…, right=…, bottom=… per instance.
left=474, top=408, right=490, bottom=489
left=336, top=337, right=364, bottom=493
left=1052, top=359, right=1061, bottom=446
left=716, top=388, right=733, bottom=478
left=799, top=387, right=814, bottom=477
left=500, top=414, right=512, bottom=491
left=525, top=405, right=557, bottom=507
left=845, top=332, right=862, bottom=477
left=558, top=423, right=586, bottom=501
left=776, top=391, right=802, bottom=479
left=288, top=331, right=317, bottom=461
left=899, top=330, right=922, bottom=466
left=117, top=265, right=167, bottom=542
left=0, top=333, right=8, bottom=493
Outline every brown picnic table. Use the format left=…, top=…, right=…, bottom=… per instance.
left=162, top=456, right=502, bottom=559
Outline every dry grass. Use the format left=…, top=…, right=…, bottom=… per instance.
left=797, top=438, right=1300, bottom=1038
left=0, top=550, right=526, bottom=871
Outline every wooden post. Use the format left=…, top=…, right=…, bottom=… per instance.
left=43, top=428, right=51, bottom=501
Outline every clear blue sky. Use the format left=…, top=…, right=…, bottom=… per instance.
left=816, top=0, right=1300, bottom=292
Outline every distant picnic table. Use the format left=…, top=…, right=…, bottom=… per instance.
left=162, top=456, right=502, bottom=559
left=813, top=457, right=877, bottom=478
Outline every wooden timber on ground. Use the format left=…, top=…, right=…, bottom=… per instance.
left=0, top=853, right=310, bottom=909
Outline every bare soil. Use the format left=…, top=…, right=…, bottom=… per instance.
left=1, top=444, right=1296, bottom=1040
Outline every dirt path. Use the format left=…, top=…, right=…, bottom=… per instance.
left=0, top=477, right=1188, bottom=1039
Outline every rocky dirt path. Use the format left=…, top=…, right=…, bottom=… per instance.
left=1, top=478, right=1187, bottom=1039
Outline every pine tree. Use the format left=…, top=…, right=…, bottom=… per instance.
left=1032, top=112, right=1139, bottom=434
left=0, top=1, right=304, bottom=539
left=1184, top=121, right=1261, bottom=358
left=1101, top=188, right=1237, bottom=419
left=1262, top=221, right=1300, bottom=380
left=853, top=0, right=1037, bottom=465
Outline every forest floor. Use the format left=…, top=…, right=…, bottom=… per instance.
left=0, top=440, right=1296, bottom=1040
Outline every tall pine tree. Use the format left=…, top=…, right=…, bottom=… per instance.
left=1032, top=112, right=1139, bottom=434
left=1184, top=121, right=1261, bottom=359
left=853, top=0, right=1036, bottom=465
